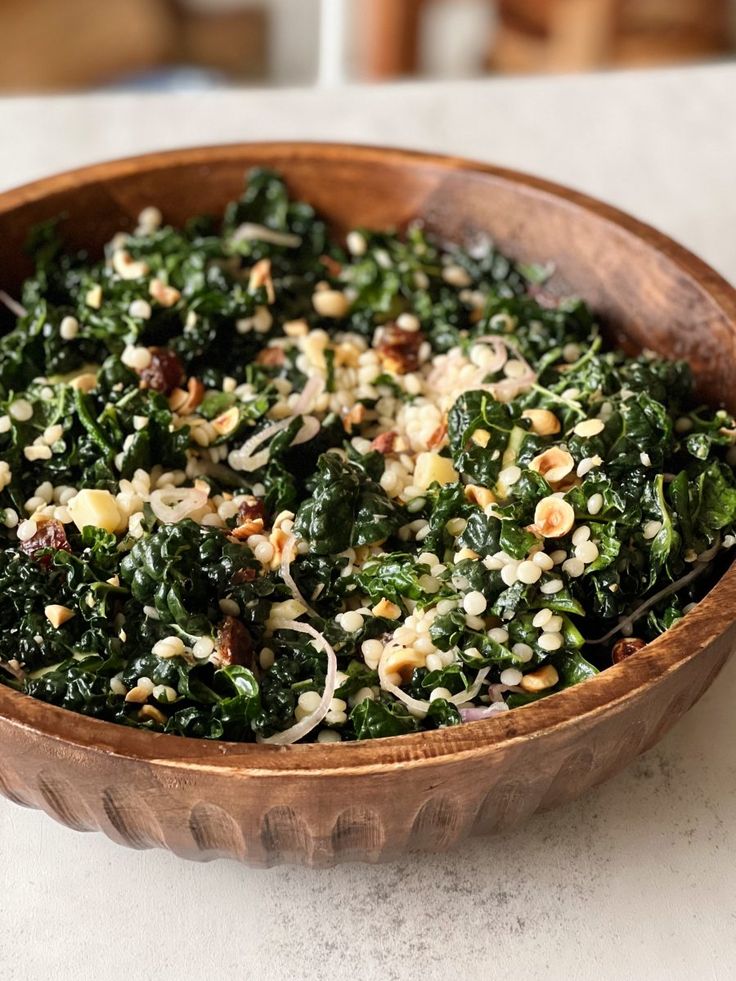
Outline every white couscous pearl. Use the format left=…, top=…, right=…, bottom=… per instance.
left=511, top=642, right=534, bottom=662
left=587, top=493, right=604, bottom=515
left=9, top=399, right=33, bottom=422
left=129, top=299, right=152, bottom=320
left=500, top=668, right=523, bottom=687
left=192, top=636, right=215, bottom=658
left=462, top=591, right=487, bottom=616
left=643, top=520, right=662, bottom=540
left=571, top=525, right=591, bottom=546
left=532, top=608, right=553, bottom=628
left=488, top=627, right=509, bottom=644
left=219, top=598, right=240, bottom=616
left=59, top=316, right=79, bottom=340
left=562, top=557, right=585, bottom=578
left=152, top=636, right=185, bottom=659
left=429, top=687, right=453, bottom=702
left=341, top=610, right=364, bottom=633
left=499, top=465, right=521, bottom=486
left=575, top=540, right=600, bottom=564
left=538, top=632, right=563, bottom=652
left=542, top=615, right=563, bottom=633
left=317, top=729, right=341, bottom=744
left=517, top=560, right=542, bottom=584
left=121, top=345, right=152, bottom=370
left=532, top=552, right=554, bottom=571
left=297, top=690, right=321, bottom=714
left=346, top=231, right=366, bottom=256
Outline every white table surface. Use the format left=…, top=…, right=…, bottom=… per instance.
left=1, top=64, right=735, bottom=981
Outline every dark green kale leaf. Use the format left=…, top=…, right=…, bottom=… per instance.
left=294, top=453, right=402, bottom=554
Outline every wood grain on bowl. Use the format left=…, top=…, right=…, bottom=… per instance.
left=1, top=143, right=735, bottom=866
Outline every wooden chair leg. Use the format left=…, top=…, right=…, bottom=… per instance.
left=546, top=0, right=620, bottom=71
left=358, top=0, right=427, bottom=80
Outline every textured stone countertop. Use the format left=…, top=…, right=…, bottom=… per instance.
left=1, top=63, right=735, bottom=981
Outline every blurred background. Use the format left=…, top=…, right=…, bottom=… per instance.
left=0, top=0, right=734, bottom=92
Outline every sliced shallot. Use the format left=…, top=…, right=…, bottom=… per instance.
left=0, top=290, right=27, bottom=319
left=378, top=645, right=491, bottom=719
left=149, top=487, right=209, bottom=524
left=259, top=619, right=337, bottom=745
left=231, top=223, right=302, bottom=249
left=460, top=702, right=510, bottom=722
left=280, top=534, right=317, bottom=618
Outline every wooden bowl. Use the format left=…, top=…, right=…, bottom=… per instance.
left=1, top=143, right=735, bottom=867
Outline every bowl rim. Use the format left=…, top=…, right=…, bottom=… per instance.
left=1, top=139, right=735, bottom=776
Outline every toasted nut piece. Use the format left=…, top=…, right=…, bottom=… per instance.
left=312, top=289, right=350, bottom=319
left=471, top=428, right=491, bottom=447
left=138, top=704, right=167, bottom=724
left=343, top=403, right=366, bottom=433
left=248, top=258, right=276, bottom=304
left=85, top=285, right=103, bottom=308
left=125, top=685, right=150, bottom=704
left=267, top=527, right=291, bottom=569
left=284, top=318, right=309, bottom=337
left=533, top=496, right=575, bottom=538
left=171, top=377, right=205, bottom=415
left=454, top=547, right=480, bottom=562
left=573, top=418, right=605, bottom=438
left=334, top=342, right=361, bottom=368
left=212, top=407, right=240, bottom=436
left=522, top=408, right=561, bottom=436
left=427, top=420, right=448, bottom=450
left=255, top=346, right=287, bottom=367
left=232, top=517, right=265, bottom=540
left=68, top=372, right=98, bottom=393
left=520, top=665, right=560, bottom=692
left=372, top=598, right=401, bottom=620
left=530, top=447, right=575, bottom=485
left=168, top=387, right=189, bottom=412
left=376, top=324, right=423, bottom=374
left=112, top=249, right=149, bottom=280
left=371, top=431, right=397, bottom=455
left=465, top=484, right=496, bottom=508
left=319, top=253, right=343, bottom=278
left=612, top=637, right=646, bottom=664
left=413, top=452, right=459, bottom=490
left=382, top=646, right=426, bottom=682
left=44, top=604, right=75, bottom=628
left=149, top=278, right=181, bottom=307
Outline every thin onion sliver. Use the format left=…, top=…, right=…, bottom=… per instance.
left=280, top=534, right=318, bottom=618
left=292, top=374, right=325, bottom=416
left=0, top=290, right=28, bottom=318
left=259, top=619, right=337, bottom=745
left=460, top=702, right=510, bottom=722
left=232, top=223, right=302, bottom=249
left=149, top=487, right=209, bottom=524
left=588, top=559, right=712, bottom=645
left=378, top=644, right=490, bottom=719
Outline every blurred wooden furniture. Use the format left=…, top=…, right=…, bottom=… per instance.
left=0, top=0, right=267, bottom=92
left=360, top=0, right=731, bottom=79
left=493, top=0, right=732, bottom=73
